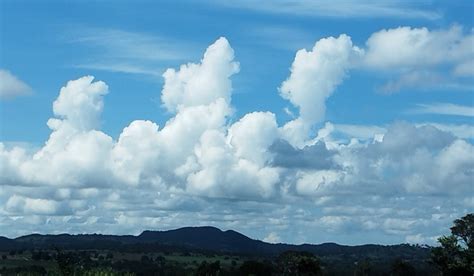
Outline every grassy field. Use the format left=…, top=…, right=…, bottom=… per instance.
left=0, top=249, right=247, bottom=275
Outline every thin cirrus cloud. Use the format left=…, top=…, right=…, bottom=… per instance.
left=212, top=0, right=442, bottom=20
left=0, top=69, right=32, bottom=100
left=74, top=63, right=163, bottom=77
left=1, top=28, right=473, bottom=244
left=67, top=28, right=197, bottom=76
left=69, top=28, right=188, bottom=61
left=410, top=103, right=474, bottom=117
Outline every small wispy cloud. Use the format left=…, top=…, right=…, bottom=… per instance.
left=263, top=232, right=281, bottom=243
left=0, top=69, right=32, bottom=100
left=410, top=103, right=474, bottom=117
left=213, top=0, right=441, bottom=20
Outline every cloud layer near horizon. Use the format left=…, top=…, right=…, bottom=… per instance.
left=1, top=28, right=473, bottom=245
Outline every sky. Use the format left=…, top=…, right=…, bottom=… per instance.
left=0, top=0, right=473, bottom=245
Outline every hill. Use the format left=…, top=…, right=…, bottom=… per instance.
left=1, top=226, right=430, bottom=259
left=0, top=227, right=438, bottom=275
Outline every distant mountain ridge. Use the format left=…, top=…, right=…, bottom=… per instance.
left=0, top=226, right=430, bottom=259
left=138, top=226, right=264, bottom=253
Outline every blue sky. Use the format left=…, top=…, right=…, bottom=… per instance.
left=0, top=0, right=473, bottom=245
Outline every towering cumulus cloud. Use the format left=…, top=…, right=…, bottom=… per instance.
left=280, top=35, right=363, bottom=124
left=1, top=76, right=114, bottom=188
left=161, top=37, right=239, bottom=112
left=113, top=37, right=238, bottom=187
left=279, top=35, right=363, bottom=146
left=0, top=32, right=472, bottom=245
left=51, top=76, right=109, bottom=131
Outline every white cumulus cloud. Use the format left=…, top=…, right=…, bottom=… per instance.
left=0, top=33, right=472, bottom=246
left=364, top=25, right=473, bottom=70
left=363, top=25, right=474, bottom=93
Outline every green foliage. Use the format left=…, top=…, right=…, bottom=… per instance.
left=0, top=265, right=47, bottom=276
left=31, top=250, right=52, bottom=261
left=431, top=213, right=474, bottom=275
left=354, top=258, right=372, bottom=276
left=451, top=213, right=474, bottom=249
left=390, top=258, right=416, bottom=276
left=55, top=248, right=74, bottom=276
left=277, top=251, right=322, bottom=276
left=239, top=260, right=274, bottom=276
left=196, top=260, right=221, bottom=276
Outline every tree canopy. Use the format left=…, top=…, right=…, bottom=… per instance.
left=431, top=213, right=473, bottom=275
